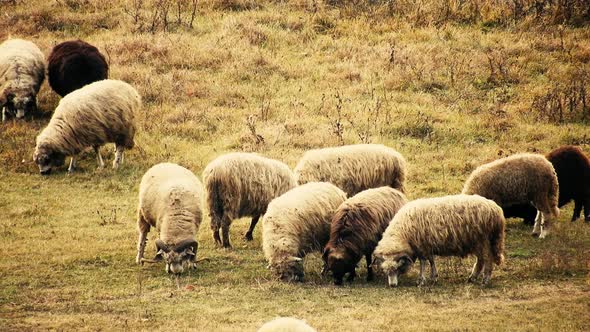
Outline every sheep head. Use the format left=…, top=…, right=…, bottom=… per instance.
left=322, top=246, right=357, bottom=286
left=150, top=239, right=198, bottom=275
left=372, top=252, right=413, bottom=287
left=33, top=145, right=65, bottom=175
left=2, top=88, right=36, bottom=120
left=271, top=256, right=304, bottom=282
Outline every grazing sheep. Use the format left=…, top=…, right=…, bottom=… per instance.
left=136, top=163, right=203, bottom=275
left=47, top=39, right=109, bottom=97
left=262, top=182, right=347, bottom=282
left=373, top=194, right=506, bottom=287
left=322, top=186, right=407, bottom=285
left=33, top=79, right=140, bottom=175
left=462, top=153, right=559, bottom=239
left=0, top=38, right=45, bottom=122
left=294, top=144, right=407, bottom=196
left=258, top=317, right=317, bottom=332
left=501, top=146, right=590, bottom=224
left=202, top=152, right=296, bottom=248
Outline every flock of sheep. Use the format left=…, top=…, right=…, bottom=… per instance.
left=2, top=37, right=590, bottom=290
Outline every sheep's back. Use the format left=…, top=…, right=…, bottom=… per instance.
left=462, top=154, right=555, bottom=207
left=262, top=182, right=347, bottom=262
left=203, top=153, right=296, bottom=218
left=294, top=144, right=406, bottom=196
left=40, top=79, right=140, bottom=152
left=380, top=194, right=504, bottom=258
left=547, top=146, right=590, bottom=204
left=329, top=186, right=407, bottom=253
left=139, top=163, right=203, bottom=235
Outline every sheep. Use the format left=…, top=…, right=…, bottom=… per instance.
left=373, top=194, right=506, bottom=287
left=504, top=146, right=590, bottom=223
left=33, top=79, right=140, bottom=175
left=322, top=186, right=407, bottom=285
left=258, top=317, right=317, bottom=332
left=47, top=39, right=109, bottom=97
left=202, top=152, right=296, bottom=248
left=0, top=38, right=45, bottom=122
left=294, top=144, right=407, bottom=196
left=462, top=153, right=559, bottom=239
left=136, top=163, right=204, bottom=275
left=262, top=182, right=347, bottom=282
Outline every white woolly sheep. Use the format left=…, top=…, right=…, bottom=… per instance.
left=202, top=152, right=296, bottom=248
left=258, top=317, right=317, bottom=332
left=373, top=194, right=506, bottom=287
left=323, top=186, right=407, bottom=285
left=262, top=182, right=347, bottom=282
left=462, top=153, right=559, bottom=239
left=33, top=79, right=141, bottom=175
left=0, top=38, right=45, bottom=122
left=294, top=144, right=407, bottom=196
left=136, top=163, right=204, bottom=275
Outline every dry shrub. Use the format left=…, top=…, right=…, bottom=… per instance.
left=207, top=0, right=261, bottom=11
left=532, top=67, right=589, bottom=123
left=123, top=0, right=199, bottom=33
left=322, top=0, right=590, bottom=26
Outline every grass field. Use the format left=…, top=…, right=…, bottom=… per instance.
left=1, top=0, right=589, bottom=331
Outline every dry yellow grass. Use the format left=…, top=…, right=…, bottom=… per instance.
left=1, top=1, right=589, bottom=331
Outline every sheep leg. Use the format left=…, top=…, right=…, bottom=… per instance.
left=94, top=146, right=105, bottom=169
left=481, top=254, right=494, bottom=286
left=468, top=255, right=484, bottom=283
left=584, top=198, right=590, bottom=222
left=244, top=214, right=260, bottom=241
left=211, top=216, right=222, bottom=247
left=2, top=107, right=7, bottom=122
left=571, top=199, right=582, bottom=221
left=417, top=258, right=427, bottom=286
left=346, top=269, right=356, bottom=283
left=532, top=210, right=542, bottom=237
left=539, top=212, right=550, bottom=239
left=67, top=157, right=77, bottom=174
left=136, top=213, right=150, bottom=265
left=221, top=215, right=232, bottom=248
left=366, top=254, right=374, bottom=282
left=113, top=145, right=124, bottom=169
left=428, top=257, right=438, bottom=283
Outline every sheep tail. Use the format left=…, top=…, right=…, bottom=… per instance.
left=490, top=218, right=505, bottom=266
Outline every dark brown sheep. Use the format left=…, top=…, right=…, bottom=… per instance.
left=503, top=146, right=590, bottom=223
left=47, top=40, right=108, bottom=97
left=322, top=187, right=407, bottom=285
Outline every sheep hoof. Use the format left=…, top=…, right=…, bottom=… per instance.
left=244, top=233, right=254, bottom=241
left=467, top=276, right=477, bottom=284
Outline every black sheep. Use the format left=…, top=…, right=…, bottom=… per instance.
left=47, top=40, right=108, bottom=97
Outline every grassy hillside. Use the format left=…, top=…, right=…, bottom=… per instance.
left=1, top=1, right=589, bottom=330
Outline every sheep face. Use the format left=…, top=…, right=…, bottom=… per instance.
left=162, top=251, right=194, bottom=275
left=322, top=247, right=356, bottom=285
left=154, top=239, right=197, bottom=275
left=33, top=146, right=65, bottom=175
left=2, top=90, right=36, bottom=119
left=373, top=252, right=413, bottom=287
left=272, top=256, right=304, bottom=282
